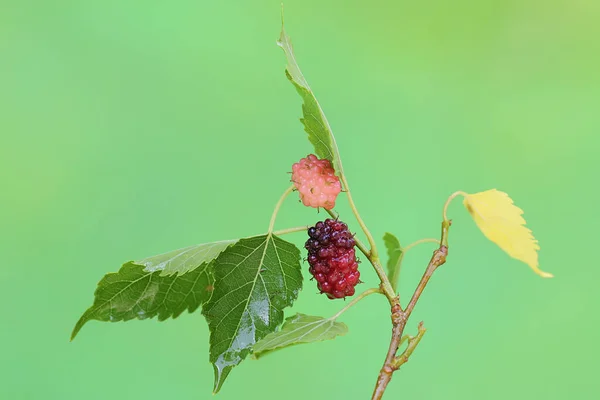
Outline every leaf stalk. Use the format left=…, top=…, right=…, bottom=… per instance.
left=330, top=288, right=381, bottom=320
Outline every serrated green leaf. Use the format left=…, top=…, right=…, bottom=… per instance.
left=277, top=21, right=344, bottom=176
left=71, top=261, right=214, bottom=340
left=383, top=232, right=403, bottom=279
left=137, top=239, right=237, bottom=276
left=202, top=234, right=302, bottom=393
left=252, top=313, right=348, bottom=359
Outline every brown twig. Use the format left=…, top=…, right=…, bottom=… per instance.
left=371, top=220, right=451, bottom=400
left=327, top=180, right=453, bottom=398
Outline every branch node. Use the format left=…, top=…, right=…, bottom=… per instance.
left=390, top=298, right=403, bottom=325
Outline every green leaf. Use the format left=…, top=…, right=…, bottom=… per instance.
left=137, top=240, right=237, bottom=276
left=252, top=313, right=348, bottom=359
left=202, top=234, right=302, bottom=393
left=383, top=232, right=403, bottom=279
left=71, top=261, right=214, bottom=340
left=277, top=20, right=344, bottom=176
left=72, top=239, right=238, bottom=340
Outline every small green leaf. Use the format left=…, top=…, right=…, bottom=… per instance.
left=202, top=234, right=302, bottom=393
left=383, top=232, right=403, bottom=279
left=137, top=240, right=237, bottom=276
left=252, top=313, right=348, bottom=359
left=71, top=261, right=214, bottom=340
left=277, top=20, right=343, bottom=176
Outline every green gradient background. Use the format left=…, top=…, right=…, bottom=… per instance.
left=1, top=0, right=598, bottom=399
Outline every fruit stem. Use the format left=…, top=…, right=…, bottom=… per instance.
left=268, top=185, right=295, bottom=234
left=341, top=175, right=380, bottom=259
left=371, top=258, right=396, bottom=300
left=330, top=287, right=381, bottom=320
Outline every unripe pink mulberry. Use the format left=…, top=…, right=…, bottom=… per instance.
left=291, top=154, right=341, bottom=210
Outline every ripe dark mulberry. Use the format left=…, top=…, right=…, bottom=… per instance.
left=305, top=218, right=360, bottom=299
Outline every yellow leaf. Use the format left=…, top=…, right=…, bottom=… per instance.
left=463, top=189, right=553, bottom=278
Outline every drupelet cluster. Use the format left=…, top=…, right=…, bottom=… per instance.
left=291, top=154, right=341, bottom=210
left=305, top=218, right=361, bottom=299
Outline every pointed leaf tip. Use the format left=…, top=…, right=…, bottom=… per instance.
left=277, top=17, right=343, bottom=176
left=463, top=189, right=553, bottom=278
left=71, top=259, right=216, bottom=340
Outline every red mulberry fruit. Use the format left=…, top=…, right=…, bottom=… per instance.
left=305, top=218, right=360, bottom=299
